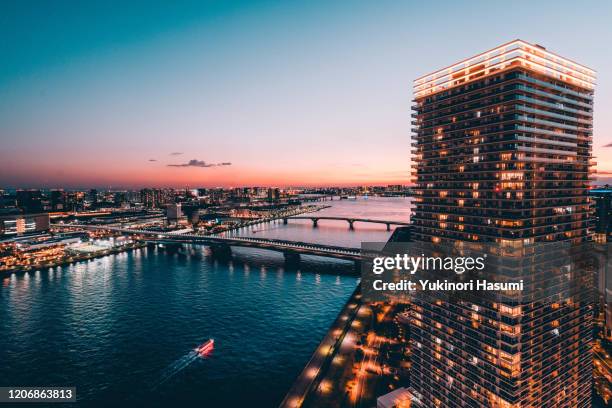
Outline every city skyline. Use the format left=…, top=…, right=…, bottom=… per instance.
left=2, top=1, right=612, bottom=189
left=1, top=4, right=610, bottom=407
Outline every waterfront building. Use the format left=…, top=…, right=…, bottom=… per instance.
left=0, top=213, right=50, bottom=237
left=411, top=40, right=595, bottom=407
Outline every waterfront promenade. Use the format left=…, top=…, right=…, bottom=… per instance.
left=279, top=287, right=363, bottom=408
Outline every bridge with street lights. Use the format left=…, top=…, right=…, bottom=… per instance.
left=52, top=223, right=364, bottom=262
left=52, top=215, right=411, bottom=263
left=283, top=216, right=411, bottom=231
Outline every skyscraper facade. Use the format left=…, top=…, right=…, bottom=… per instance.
left=411, top=40, right=596, bottom=407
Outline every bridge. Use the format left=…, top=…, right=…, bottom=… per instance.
left=52, top=223, right=363, bottom=263
left=283, top=216, right=411, bottom=231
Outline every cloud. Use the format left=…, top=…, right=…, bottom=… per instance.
left=148, top=159, right=157, bottom=162
left=603, top=143, right=612, bottom=147
left=170, top=152, right=183, bottom=156
left=167, top=159, right=232, bottom=168
left=596, top=170, right=612, bottom=175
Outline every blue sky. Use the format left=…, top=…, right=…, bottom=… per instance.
left=1, top=0, right=611, bottom=187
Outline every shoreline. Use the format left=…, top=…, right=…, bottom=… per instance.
left=279, top=284, right=362, bottom=408
left=1, top=203, right=330, bottom=277
left=1, top=242, right=147, bottom=277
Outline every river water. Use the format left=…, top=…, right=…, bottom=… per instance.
left=0, top=197, right=410, bottom=407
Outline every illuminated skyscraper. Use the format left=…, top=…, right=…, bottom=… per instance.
left=411, top=40, right=596, bottom=407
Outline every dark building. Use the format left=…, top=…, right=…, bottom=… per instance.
left=411, top=40, right=595, bottom=407
left=113, top=191, right=127, bottom=207
left=16, top=190, right=46, bottom=213
left=589, top=188, right=612, bottom=341
left=50, top=189, right=67, bottom=211
left=0, top=191, right=17, bottom=209
left=65, top=192, right=85, bottom=212
left=267, top=188, right=281, bottom=202
left=181, top=205, right=201, bottom=225
left=89, top=189, right=98, bottom=208
left=589, top=187, right=612, bottom=243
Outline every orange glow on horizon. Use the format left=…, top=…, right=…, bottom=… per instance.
left=0, top=159, right=411, bottom=188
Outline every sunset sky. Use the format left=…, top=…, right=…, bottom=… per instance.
left=1, top=0, right=611, bottom=188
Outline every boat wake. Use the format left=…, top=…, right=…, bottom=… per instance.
left=152, top=340, right=214, bottom=389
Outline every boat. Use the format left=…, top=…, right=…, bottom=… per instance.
left=195, top=339, right=214, bottom=357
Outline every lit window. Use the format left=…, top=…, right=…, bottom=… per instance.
left=500, top=305, right=521, bottom=317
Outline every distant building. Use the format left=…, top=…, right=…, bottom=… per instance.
left=0, top=191, right=17, bottom=209
left=166, top=203, right=182, bottom=221
left=267, top=188, right=280, bottom=202
left=590, top=187, right=612, bottom=243
left=65, top=192, right=85, bottom=212
left=113, top=191, right=127, bottom=207
left=181, top=205, right=201, bottom=224
left=50, top=189, right=67, bottom=211
left=89, top=189, right=98, bottom=208
left=590, top=188, right=612, bottom=341
left=140, top=188, right=166, bottom=208
left=16, top=189, right=47, bottom=213
left=0, top=213, right=50, bottom=237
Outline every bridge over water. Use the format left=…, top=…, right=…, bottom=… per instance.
left=52, top=223, right=363, bottom=263
left=283, top=216, right=411, bottom=231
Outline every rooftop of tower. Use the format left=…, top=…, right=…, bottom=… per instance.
left=413, top=39, right=596, bottom=99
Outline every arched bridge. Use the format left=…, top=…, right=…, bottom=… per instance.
left=283, top=216, right=411, bottom=231
left=52, top=223, right=362, bottom=262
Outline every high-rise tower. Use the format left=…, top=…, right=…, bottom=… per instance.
left=410, top=40, right=596, bottom=407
